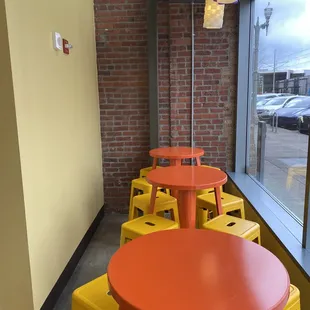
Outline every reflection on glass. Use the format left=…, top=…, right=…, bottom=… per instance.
left=285, top=98, right=310, bottom=108
left=248, top=0, right=310, bottom=222
left=264, top=97, right=287, bottom=106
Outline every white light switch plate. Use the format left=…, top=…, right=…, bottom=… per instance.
left=53, top=32, right=63, bottom=51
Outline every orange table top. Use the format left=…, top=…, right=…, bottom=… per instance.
left=146, top=165, right=227, bottom=190
left=149, top=147, right=204, bottom=159
left=108, top=229, right=290, bottom=310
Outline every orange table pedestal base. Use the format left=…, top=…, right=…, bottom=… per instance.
left=147, top=166, right=227, bottom=229
left=149, top=186, right=222, bottom=229
left=178, top=190, right=196, bottom=229
left=149, top=187, right=197, bottom=228
left=152, top=158, right=181, bottom=198
left=150, top=147, right=204, bottom=199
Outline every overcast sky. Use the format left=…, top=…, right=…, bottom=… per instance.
left=256, top=0, right=310, bottom=71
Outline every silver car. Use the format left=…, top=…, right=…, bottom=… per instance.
left=258, top=96, right=299, bottom=123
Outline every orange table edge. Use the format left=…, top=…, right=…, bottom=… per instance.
left=149, top=146, right=205, bottom=169
left=107, top=229, right=290, bottom=310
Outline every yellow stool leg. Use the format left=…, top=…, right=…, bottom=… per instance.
left=120, top=231, right=126, bottom=247
left=240, top=205, right=245, bottom=219
left=197, top=208, right=209, bottom=229
left=129, top=202, right=138, bottom=221
left=129, top=184, right=135, bottom=219
left=257, top=233, right=261, bottom=245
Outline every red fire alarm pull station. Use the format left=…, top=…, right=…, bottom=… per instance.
left=63, top=39, right=70, bottom=55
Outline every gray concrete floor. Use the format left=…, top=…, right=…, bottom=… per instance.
left=257, top=126, right=308, bottom=221
left=53, top=213, right=127, bottom=310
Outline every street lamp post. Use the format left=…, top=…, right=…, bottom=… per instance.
left=249, top=3, right=273, bottom=177
left=252, top=2, right=273, bottom=112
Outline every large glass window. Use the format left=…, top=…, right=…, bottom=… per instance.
left=248, top=0, right=310, bottom=223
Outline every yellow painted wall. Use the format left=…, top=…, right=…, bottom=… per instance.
left=0, top=1, right=34, bottom=308
left=226, top=181, right=310, bottom=309
left=3, top=0, right=104, bottom=308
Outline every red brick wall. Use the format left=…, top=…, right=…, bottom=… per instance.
left=158, top=2, right=238, bottom=170
left=95, top=0, right=150, bottom=212
left=95, top=0, right=238, bottom=212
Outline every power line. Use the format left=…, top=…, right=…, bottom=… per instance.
left=276, top=53, right=310, bottom=69
left=277, top=48, right=310, bottom=62
left=259, top=50, right=310, bottom=71
left=259, top=48, right=310, bottom=69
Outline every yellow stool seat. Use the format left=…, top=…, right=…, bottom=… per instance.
left=197, top=192, right=245, bottom=219
left=203, top=215, right=261, bottom=244
left=284, top=284, right=301, bottom=310
left=120, top=215, right=179, bottom=246
left=140, top=166, right=161, bottom=178
left=196, top=165, right=223, bottom=196
left=72, top=273, right=118, bottom=310
left=130, top=192, right=180, bottom=223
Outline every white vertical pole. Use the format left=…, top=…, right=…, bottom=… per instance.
left=273, top=49, right=277, bottom=93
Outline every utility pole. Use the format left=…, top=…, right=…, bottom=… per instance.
left=253, top=17, right=261, bottom=113
left=273, top=49, right=277, bottom=93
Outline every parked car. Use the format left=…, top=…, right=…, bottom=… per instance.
left=257, top=94, right=278, bottom=101
left=257, top=93, right=293, bottom=100
left=257, top=96, right=297, bottom=122
left=297, top=109, right=310, bottom=133
left=256, top=93, right=294, bottom=111
left=275, top=97, right=310, bottom=128
left=256, top=98, right=271, bottom=108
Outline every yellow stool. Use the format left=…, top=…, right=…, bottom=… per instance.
left=140, top=166, right=161, bottom=178
left=284, top=284, right=301, bottom=310
left=196, top=192, right=245, bottom=228
left=196, top=166, right=223, bottom=195
left=130, top=192, right=180, bottom=223
left=72, top=273, right=118, bottom=310
left=139, top=167, right=170, bottom=195
left=129, top=178, right=153, bottom=212
left=120, top=214, right=179, bottom=246
left=203, top=214, right=261, bottom=244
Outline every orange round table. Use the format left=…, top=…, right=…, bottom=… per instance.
left=149, top=146, right=204, bottom=168
left=108, top=229, right=290, bottom=310
left=147, top=166, right=227, bottom=228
